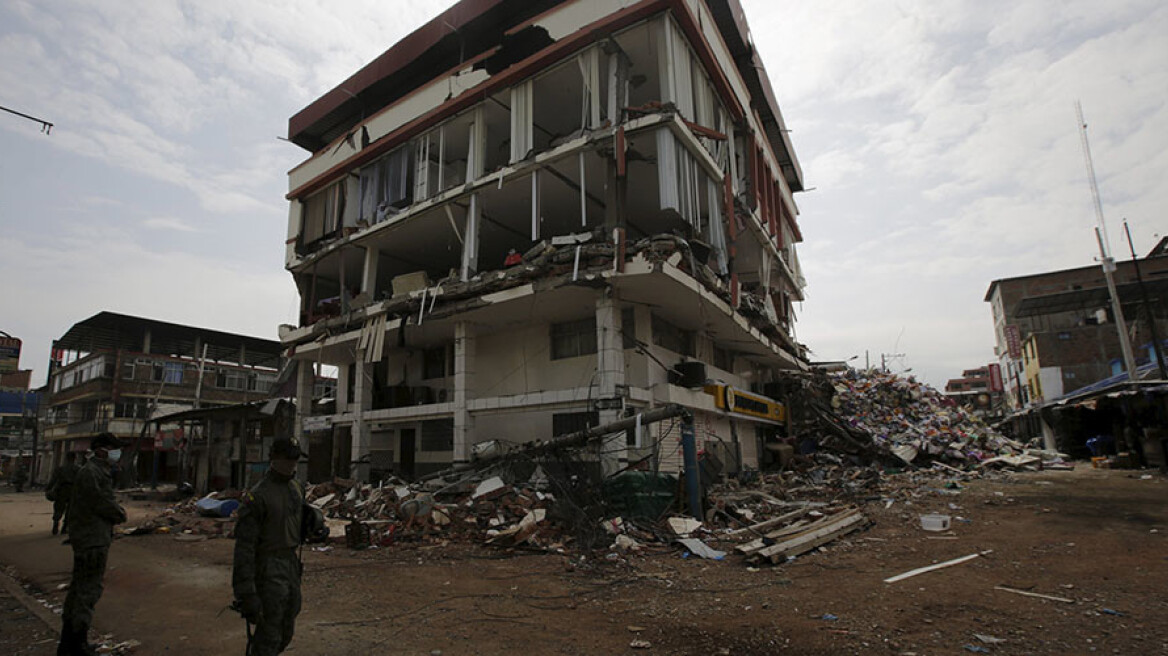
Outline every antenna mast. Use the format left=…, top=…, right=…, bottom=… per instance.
left=1076, top=101, right=1137, bottom=382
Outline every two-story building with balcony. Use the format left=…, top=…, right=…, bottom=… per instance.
left=43, top=312, right=284, bottom=486
left=280, top=0, right=811, bottom=482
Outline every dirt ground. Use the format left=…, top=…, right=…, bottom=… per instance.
left=1, top=465, right=1166, bottom=655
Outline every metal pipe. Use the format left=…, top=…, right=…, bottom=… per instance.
left=417, top=404, right=691, bottom=482
left=681, top=414, right=702, bottom=520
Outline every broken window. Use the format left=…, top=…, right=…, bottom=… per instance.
left=358, top=144, right=413, bottom=225
left=413, top=111, right=475, bottom=203
left=657, top=127, right=711, bottom=231
left=476, top=173, right=538, bottom=267
left=621, top=307, right=637, bottom=349
left=529, top=46, right=607, bottom=154
left=423, top=345, right=453, bottom=380
left=550, top=318, right=598, bottom=360
left=152, top=361, right=183, bottom=384
left=552, top=411, right=599, bottom=437
left=535, top=150, right=606, bottom=238
left=613, top=21, right=662, bottom=111
left=420, top=419, right=454, bottom=452
left=659, top=17, right=694, bottom=120
left=216, top=368, right=247, bottom=390
left=651, top=313, right=694, bottom=357
left=300, top=181, right=345, bottom=250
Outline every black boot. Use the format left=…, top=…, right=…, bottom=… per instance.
left=56, top=626, right=73, bottom=656
left=52, top=520, right=59, bottom=535
left=73, top=625, right=97, bottom=656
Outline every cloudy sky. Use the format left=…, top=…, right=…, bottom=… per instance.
left=1, top=0, right=1165, bottom=390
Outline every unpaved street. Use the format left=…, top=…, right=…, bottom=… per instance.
left=1, top=466, right=1166, bottom=655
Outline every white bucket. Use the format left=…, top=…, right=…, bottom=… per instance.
left=920, top=513, right=951, bottom=532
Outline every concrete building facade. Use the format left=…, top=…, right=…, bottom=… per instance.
left=42, top=312, right=285, bottom=486
left=281, top=0, right=810, bottom=482
left=985, top=238, right=1168, bottom=409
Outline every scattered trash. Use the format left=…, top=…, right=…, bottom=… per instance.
left=963, top=645, right=991, bottom=654
left=974, top=633, right=1006, bottom=645
left=667, top=517, right=703, bottom=537
left=820, top=613, right=839, bottom=621
left=677, top=538, right=725, bottom=560
left=630, top=638, right=652, bottom=649
left=1099, top=608, right=1125, bottom=616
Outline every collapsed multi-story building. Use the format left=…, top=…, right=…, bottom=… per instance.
left=281, top=0, right=810, bottom=482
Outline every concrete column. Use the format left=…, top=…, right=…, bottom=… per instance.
left=351, top=359, right=373, bottom=482
left=361, top=246, right=380, bottom=297
left=336, top=363, right=350, bottom=414
left=453, top=322, right=476, bottom=464
left=294, top=360, right=313, bottom=482
left=596, top=291, right=627, bottom=476
left=461, top=194, right=480, bottom=281
left=142, top=329, right=152, bottom=354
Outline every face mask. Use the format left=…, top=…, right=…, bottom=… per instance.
left=106, top=449, right=122, bottom=463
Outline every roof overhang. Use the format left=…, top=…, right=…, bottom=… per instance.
left=54, top=312, right=283, bottom=369
left=1013, top=278, right=1168, bottom=318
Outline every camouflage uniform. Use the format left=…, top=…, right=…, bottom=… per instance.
left=12, top=466, right=27, bottom=492
left=232, top=470, right=304, bottom=655
left=48, top=460, right=79, bottom=534
left=61, top=456, right=126, bottom=651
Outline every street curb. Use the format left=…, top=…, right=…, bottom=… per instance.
left=0, top=567, right=59, bottom=632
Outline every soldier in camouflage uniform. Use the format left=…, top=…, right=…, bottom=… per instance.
left=232, top=438, right=305, bottom=656
left=59, top=433, right=127, bottom=656
left=47, top=453, right=79, bottom=535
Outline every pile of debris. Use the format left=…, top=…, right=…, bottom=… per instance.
left=122, top=489, right=243, bottom=539
left=302, top=475, right=566, bottom=550
left=805, top=369, right=1029, bottom=468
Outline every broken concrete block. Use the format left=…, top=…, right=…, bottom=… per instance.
left=667, top=517, right=702, bottom=537
left=472, top=477, right=507, bottom=500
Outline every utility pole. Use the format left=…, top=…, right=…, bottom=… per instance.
left=1123, top=221, right=1168, bottom=381
left=880, top=353, right=904, bottom=373
left=1076, top=102, right=1138, bottom=384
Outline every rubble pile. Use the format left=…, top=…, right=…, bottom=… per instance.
left=825, top=369, right=1024, bottom=467
left=123, top=489, right=243, bottom=539
left=302, top=475, right=568, bottom=550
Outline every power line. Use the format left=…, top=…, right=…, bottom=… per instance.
left=0, top=105, right=53, bottom=134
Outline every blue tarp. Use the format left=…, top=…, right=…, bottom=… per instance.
left=0, top=391, right=38, bottom=415
left=195, top=497, right=240, bottom=518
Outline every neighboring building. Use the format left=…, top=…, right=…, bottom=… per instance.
left=0, top=380, right=38, bottom=479
left=0, top=334, right=37, bottom=477
left=943, top=364, right=1004, bottom=418
left=985, top=238, right=1168, bottom=410
left=42, top=312, right=284, bottom=486
left=148, top=399, right=297, bottom=494
left=280, top=0, right=810, bottom=482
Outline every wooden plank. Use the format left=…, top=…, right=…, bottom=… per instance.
left=884, top=551, right=990, bottom=584
left=764, top=517, right=870, bottom=564
left=727, top=507, right=810, bottom=538
left=753, top=511, right=866, bottom=561
left=736, top=518, right=817, bottom=555
left=993, top=586, right=1075, bottom=604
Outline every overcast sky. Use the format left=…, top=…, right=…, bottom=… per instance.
left=2, top=0, right=1165, bottom=391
